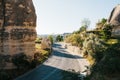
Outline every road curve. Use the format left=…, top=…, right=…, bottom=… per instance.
left=15, top=43, right=89, bottom=80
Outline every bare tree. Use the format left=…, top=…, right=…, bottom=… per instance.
left=81, top=18, right=91, bottom=29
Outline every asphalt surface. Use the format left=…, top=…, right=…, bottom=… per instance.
left=15, top=43, right=89, bottom=80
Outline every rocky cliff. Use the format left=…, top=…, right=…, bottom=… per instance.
left=108, top=4, right=120, bottom=36
left=0, top=0, right=36, bottom=55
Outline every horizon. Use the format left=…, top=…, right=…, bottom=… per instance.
left=33, top=0, right=120, bottom=35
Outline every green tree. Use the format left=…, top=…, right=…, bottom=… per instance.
left=101, top=18, right=107, bottom=24
left=56, top=35, right=63, bottom=42
left=96, top=18, right=107, bottom=30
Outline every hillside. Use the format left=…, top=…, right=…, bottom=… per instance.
left=65, top=5, right=120, bottom=80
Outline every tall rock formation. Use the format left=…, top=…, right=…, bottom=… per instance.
left=0, top=0, right=36, bottom=55
left=108, top=4, right=120, bottom=36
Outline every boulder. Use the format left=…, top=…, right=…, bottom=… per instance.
left=108, top=4, right=120, bottom=26
left=108, top=4, right=120, bottom=36
left=0, top=0, right=36, bottom=55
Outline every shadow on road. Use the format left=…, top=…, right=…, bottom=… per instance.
left=53, top=50, right=83, bottom=59
left=16, top=64, right=82, bottom=80
left=52, top=43, right=65, bottom=49
left=16, top=43, right=86, bottom=80
left=52, top=43, right=83, bottom=59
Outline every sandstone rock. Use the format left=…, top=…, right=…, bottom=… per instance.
left=0, top=0, right=36, bottom=55
left=108, top=4, right=120, bottom=36
left=108, top=4, right=120, bottom=26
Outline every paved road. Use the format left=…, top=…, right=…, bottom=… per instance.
left=15, top=43, right=89, bottom=80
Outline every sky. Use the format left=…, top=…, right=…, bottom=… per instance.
left=33, top=0, right=120, bottom=35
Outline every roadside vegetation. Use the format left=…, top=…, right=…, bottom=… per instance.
left=56, top=35, right=63, bottom=42
left=65, top=18, right=120, bottom=80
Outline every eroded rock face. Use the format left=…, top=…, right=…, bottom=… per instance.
left=0, top=0, right=36, bottom=55
left=108, top=4, right=120, bottom=36
left=108, top=4, right=120, bottom=25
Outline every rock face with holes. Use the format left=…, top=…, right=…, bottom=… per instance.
left=108, top=4, right=120, bottom=36
left=0, top=0, right=36, bottom=55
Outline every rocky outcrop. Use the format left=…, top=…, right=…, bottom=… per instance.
left=108, top=4, right=120, bottom=26
left=108, top=4, right=120, bottom=36
left=0, top=0, right=36, bottom=55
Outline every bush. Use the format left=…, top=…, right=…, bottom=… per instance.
left=96, top=45, right=120, bottom=74
left=65, top=34, right=83, bottom=47
left=87, top=38, right=120, bottom=80
left=82, top=33, right=106, bottom=64
left=12, top=53, right=30, bottom=69
left=56, top=35, right=63, bottom=42
left=98, top=24, right=113, bottom=40
left=35, top=37, right=42, bottom=43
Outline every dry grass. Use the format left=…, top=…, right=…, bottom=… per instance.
left=35, top=43, right=49, bottom=57
left=107, top=39, right=118, bottom=44
left=35, top=43, right=41, bottom=50
left=86, top=55, right=95, bottom=65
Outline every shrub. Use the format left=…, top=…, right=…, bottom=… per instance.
left=65, top=34, right=83, bottom=47
left=87, top=38, right=120, bottom=80
left=35, top=37, right=42, bottom=43
left=96, top=18, right=107, bottom=30
left=12, top=53, right=30, bottom=69
left=82, top=33, right=106, bottom=64
left=30, top=52, right=42, bottom=68
left=56, top=35, right=63, bottom=42
left=96, top=45, right=120, bottom=74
